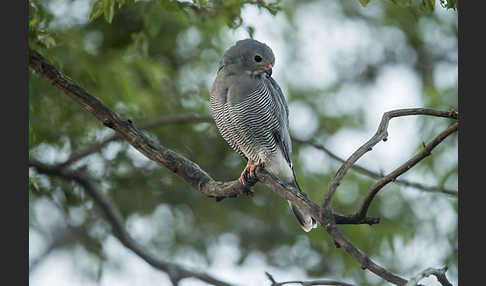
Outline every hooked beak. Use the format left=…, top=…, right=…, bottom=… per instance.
left=263, top=63, right=272, bottom=76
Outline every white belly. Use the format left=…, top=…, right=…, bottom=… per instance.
left=262, top=149, right=294, bottom=184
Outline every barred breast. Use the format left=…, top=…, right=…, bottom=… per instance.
left=210, top=77, right=281, bottom=162
left=210, top=86, right=246, bottom=158
left=227, top=79, right=280, bottom=162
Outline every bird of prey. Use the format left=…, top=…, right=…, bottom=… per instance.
left=209, top=39, right=317, bottom=232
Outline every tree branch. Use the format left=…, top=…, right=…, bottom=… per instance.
left=315, top=108, right=456, bottom=286
left=249, top=168, right=408, bottom=285
left=29, top=159, right=236, bottom=286
left=354, top=122, right=458, bottom=220
left=405, top=266, right=452, bottom=286
left=322, top=108, right=458, bottom=211
left=293, top=138, right=457, bottom=196
left=57, top=114, right=213, bottom=168
left=29, top=47, right=252, bottom=201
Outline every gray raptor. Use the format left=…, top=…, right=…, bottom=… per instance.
left=209, top=39, right=317, bottom=232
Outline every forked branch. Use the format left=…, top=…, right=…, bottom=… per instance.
left=317, top=108, right=457, bottom=285
left=322, top=108, right=458, bottom=211
left=354, top=122, right=458, bottom=220
left=293, top=138, right=457, bottom=196
left=405, top=266, right=452, bottom=286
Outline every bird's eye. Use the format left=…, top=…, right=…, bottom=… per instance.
left=254, top=55, right=263, bottom=62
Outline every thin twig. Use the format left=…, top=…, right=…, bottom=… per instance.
left=293, top=138, right=457, bottom=196
left=354, top=122, right=458, bottom=219
left=322, top=108, right=458, bottom=211
left=405, top=266, right=452, bottom=286
left=29, top=160, right=236, bottom=286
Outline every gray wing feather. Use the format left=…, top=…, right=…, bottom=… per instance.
left=225, top=75, right=293, bottom=168
left=266, top=76, right=293, bottom=167
left=210, top=79, right=247, bottom=159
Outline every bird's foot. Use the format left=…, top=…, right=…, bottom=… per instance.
left=239, top=159, right=264, bottom=185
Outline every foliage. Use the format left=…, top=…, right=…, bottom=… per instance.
left=29, top=0, right=457, bottom=285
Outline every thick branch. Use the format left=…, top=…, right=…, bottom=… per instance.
left=29, top=48, right=252, bottom=200
left=29, top=160, right=236, bottom=286
left=354, top=122, right=458, bottom=219
left=405, top=266, right=452, bottom=286
left=58, top=114, right=213, bottom=168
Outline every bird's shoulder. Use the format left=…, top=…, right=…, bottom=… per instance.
left=263, top=76, right=289, bottom=116
left=212, top=71, right=263, bottom=105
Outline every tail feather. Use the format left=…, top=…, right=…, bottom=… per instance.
left=288, top=201, right=317, bottom=232
left=288, top=167, right=317, bottom=232
left=264, top=150, right=317, bottom=232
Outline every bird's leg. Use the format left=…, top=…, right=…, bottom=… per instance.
left=239, top=159, right=264, bottom=185
left=239, top=160, right=254, bottom=185
left=248, top=158, right=264, bottom=177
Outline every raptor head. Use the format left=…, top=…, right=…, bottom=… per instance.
left=219, top=39, right=275, bottom=77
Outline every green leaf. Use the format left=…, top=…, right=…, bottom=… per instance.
left=29, top=177, right=40, bottom=192
left=29, top=17, right=39, bottom=30
left=449, top=0, right=457, bottom=9
left=41, top=35, right=56, bottom=48
left=247, top=26, right=255, bottom=38
left=419, top=0, right=435, bottom=12
left=104, top=0, right=115, bottom=23
left=195, top=0, right=208, bottom=6
left=359, top=0, right=371, bottom=7
left=89, top=0, right=104, bottom=22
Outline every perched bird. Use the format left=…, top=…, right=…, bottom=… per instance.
left=209, top=39, right=317, bottom=232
